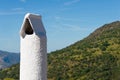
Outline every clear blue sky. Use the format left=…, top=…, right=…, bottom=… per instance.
left=0, top=0, right=120, bottom=53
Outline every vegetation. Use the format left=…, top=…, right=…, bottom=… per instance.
left=0, top=21, right=120, bottom=80
left=0, top=64, right=19, bottom=80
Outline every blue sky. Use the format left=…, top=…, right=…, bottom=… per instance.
left=0, top=0, right=120, bottom=53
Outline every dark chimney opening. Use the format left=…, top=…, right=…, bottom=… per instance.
left=25, top=19, right=33, bottom=35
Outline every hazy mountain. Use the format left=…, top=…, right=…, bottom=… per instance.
left=0, top=21, right=120, bottom=80
left=0, top=50, right=20, bottom=69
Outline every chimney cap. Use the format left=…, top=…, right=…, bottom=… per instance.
left=20, top=13, right=46, bottom=38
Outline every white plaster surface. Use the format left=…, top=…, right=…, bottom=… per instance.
left=20, top=13, right=47, bottom=80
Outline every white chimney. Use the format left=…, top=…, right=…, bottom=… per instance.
left=20, top=13, right=47, bottom=80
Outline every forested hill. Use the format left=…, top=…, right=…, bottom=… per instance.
left=0, top=21, right=120, bottom=80
left=47, top=21, right=120, bottom=80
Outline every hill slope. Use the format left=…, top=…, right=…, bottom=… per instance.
left=47, top=21, right=120, bottom=80
left=0, top=21, right=120, bottom=80
left=0, top=50, right=20, bottom=69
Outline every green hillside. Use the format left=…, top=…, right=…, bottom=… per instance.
left=0, top=21, right=120, bottom=80
left=0, top=64, right=19, bottom=80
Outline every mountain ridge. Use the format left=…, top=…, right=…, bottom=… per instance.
left=48, top=20, right=120, bottom=80
left=0, top=50, right=20, bottom=69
